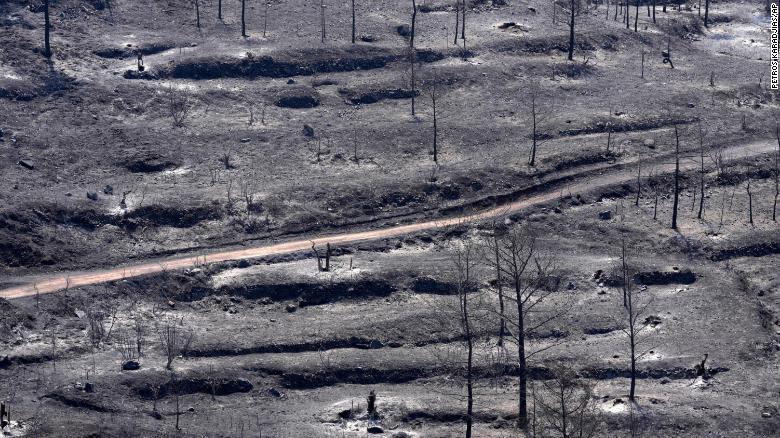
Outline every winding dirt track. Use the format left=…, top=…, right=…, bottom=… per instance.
left=1, top=139, right=776, bottom=300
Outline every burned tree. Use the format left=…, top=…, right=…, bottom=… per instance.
left=485, top=226, right=567, bottom=428
left=312, top=242, right=332, bottom=271
left=429, top=80, right=439, bottom=163
left=44, top=0, right=51, bottom=58
left=351, top=0, right=356, bottom=44
left=564, top=0, right=582, bottom=61
left=774, top=126, right=779, bottom=221
left=697, top=122, right=706, bottom=219
left=527, top=87, right=552, bottom=167
left=617, top=238, right=654, bottom=402
left=157, top=319, right=194, bottom=370
left=410, top=0, right=417, bottom=48
left=194, top=0, right=201, bottom=28
left=218, top=0, right=222, bottom=20
left=452, top=242, right=478, bottom=438
left=671, top=125, right=681, bottom=230
left=241, top=0, right=247, bottom=37
left=746, top=173, right=753, bottom=226
left=532, top=364, right=601, bottom=437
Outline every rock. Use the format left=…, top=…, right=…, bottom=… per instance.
left=285, top=304, right=297, bottom=313
left=83, top=382, right=94, bottom=393
left=268, top=388, right=283, bottom=397
left=302, top=124, right=315, bottom=138
left=367, top=426, right=384, bottom=434
left=151, top=410, right=163, bottom=420
left=567, top=282, right=576, bottom=290
left=360, top=34, right=377, bottom=42
left=287, top=79, right=296, bottom=84
left=86, top=191, right=99, bottom=201
left=187, top=406, right=195, bottom=412
left=527, top=6, right=537, bottom=13
left=396, top=24, right=411, bottom=37
left=598, top=210, right=612, bottom=220
left=240, top=138, right=251, bottom=143
left=17, top=159, right=34, bottom=170
left=369, top=339, right=383, bottom=349
left=167, top=300, right=176, bottom=308
left=103, top=185, right=113, bottom=195
left=643, top=138, right=656, bottom=148
left=122, top=360, right=141, bottom=371
left=392, top=432, right=413, bottom=438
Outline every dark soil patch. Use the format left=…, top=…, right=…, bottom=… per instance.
left=274, top=88, right=321, bottom=109
left=711, top=241, right=780, bottom=261
left=44, top=390, right=117, bottom=413
left=121, top=152, right=180, bottom=173
left=188, top=336, right=389, bottom=358
left=93, top=42, right=177, bottom=59
left=340, top=87, right=419, bottom=105
left=557, top=115, right=697, bottom=137
left=134, top=376, right=253, bottom=400
left=180, top=278, right=396, bottom=305
left=633, top=269, right=696, bottom=285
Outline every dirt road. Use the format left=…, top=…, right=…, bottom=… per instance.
left=1, top=139, right=775, bottom=300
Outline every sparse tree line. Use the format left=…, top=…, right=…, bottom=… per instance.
left=428, top=223, right=659, bottom=437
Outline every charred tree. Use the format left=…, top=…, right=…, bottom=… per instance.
left=410, top=0, right=417, bottom=48
left=241, top=0, right=247, bottom=37
left=351, top=0, right=356, bottom=44
left=44, top=0, right=51, bottom=58
left=671, top=125, right=680, bottom=230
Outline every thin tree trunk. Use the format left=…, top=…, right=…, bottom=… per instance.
left=494, top=234, right=506, bottom=347
left=218, top=0, right=222, bottom=20
left=454, top=0, right=460, bottom=46
left=672, top=125, right=680, bottom=229
left=634, top=0, right=639, bottom=31
left=431, top=85, right=438, bottom=163
left=529, top=95, right=538, bottom=165
left=774, top=129, right=779, bottom=221
left=44, top=0, right=51, bottom=58
left=410, top=50, right=416, bottom=116
left=653, top=0, right=656, bottom=22
left=704, top=0, right=709, bottom=27
left=263, top=1, right=269, bottom=37
left=195, top=0, right=200, bottom=28
left=516, top=278, right=528, bottom=428
left=635, top=159, right=642, bottom=206
left=464, top=288, right=474, bottom=438
left=461, top=0, right=466, bottom=40
left=241, top=0, right=247, bottom=37
left=568, top=0, right=576, bottom=60
left=351, top=0, right=356, bottom=44
left=698, top=125, right=706, bottom=219
left=747, top=178, right=753, bottom=225
left=410, top=0, right=417, bottom=48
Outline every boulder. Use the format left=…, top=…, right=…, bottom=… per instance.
left=302, top=124, right=315, bottom=138
left=17, top=159, right=34, bottom=170
left=122, top=360, right=141, bottom=371
left=598, top=210, right=612, bottom=220
left=87, top=192, right=99, bottom=201
left=367, top=426, right=384, bottom=434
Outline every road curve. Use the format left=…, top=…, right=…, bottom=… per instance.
left=1, top=139, right=776, bottom=300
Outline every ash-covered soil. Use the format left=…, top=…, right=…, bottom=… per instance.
left=1, top=0, right=779, bottom=436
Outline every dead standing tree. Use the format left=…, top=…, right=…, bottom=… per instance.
left=533, top=364, right=601, bottom=438
left=671, top=124, right=681, bottom=229
left=241, top=0, right=247, bottom=37
left=485, top=226, right=568, bottom=428
left=527, top=87, right=553, bottom=167
left=351, top=0, right=356, bottom=43
left=157, top=319, right=194, bottom=371
left=452, top=242, right=480, bottom=438
left=44, top=0, right=51, bottom=58
left=697, top=122, right=707, bottom=219
left=563, top=0, right=583, bottom=61
left=617, top=238, right=655, bottom=402
left=773, top=126, right=779, bottom=221
left=410, top=0, right=417, bottom=48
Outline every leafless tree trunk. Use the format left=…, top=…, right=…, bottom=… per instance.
left=704, top=0, right=710, bottom=27
left=351, top=0, right=356, bottom=43
left=263, top=1, right=269, bottom=36
left=671, top=125, right=680, bottom=230
left=461, top=0, right=466, bottom=41
left=774, top=126, right=779, bottom=221
left=44, top=0, right=51, bottom=58
left=635, top=156, right=642, bottom=206
left=619, top=238, right=653, bottom=402
left=430, top=82, right=438, bottom=163
left=652, top=0, right=656, bottom=22
left=567, top=0, right=577, bottom=60
left=409, top=49, right=416, bottom=116
left=241, top=0, right=247, bottom=37
left=634, top=0, right=639, bottom=31
left=321, top=2, right=327, bottom=42
left=218, top=0, right=222, bottom=20
left=529, top=93, right=539, bottom=165
left=195, top=0, right=201, bottom=28
left=452, top=244, right=476, bottom=438
left=747, top=176, right=753, bottom=226
left=488, top=229, right=507, bottom=347
left=410, top=0, right=417, bottom=48
left=534, top=365, right=601, bottom=437
left=697, top=123, right=706, bottom=219
left=454, top=0, right=460, bottom=46
left=486, top=227, right=564, bottom=428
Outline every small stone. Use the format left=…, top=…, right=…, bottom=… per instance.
left=287, top=79, right=296, bottom=85
left=268, top=388, right=283, bottom=397
left=367, top=426, right=384, bottom=434
left=84, top=382, right=94, bottom=393
left=598, top=210, right=612, bottom=220
left=285, top=304, right=297, bottom=313
left=17, top=159, right=34, bottom=170
left=187, top=406, right=195, bottom=412
left=302, top=124, right=315, bottom=137
left=240, top=138, right=251, bottom=143
left=103, top=185, right=114, bottom=195
left=643, top=138, right=656, bottom=148
left=87, top=191, right=99, bottom=201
